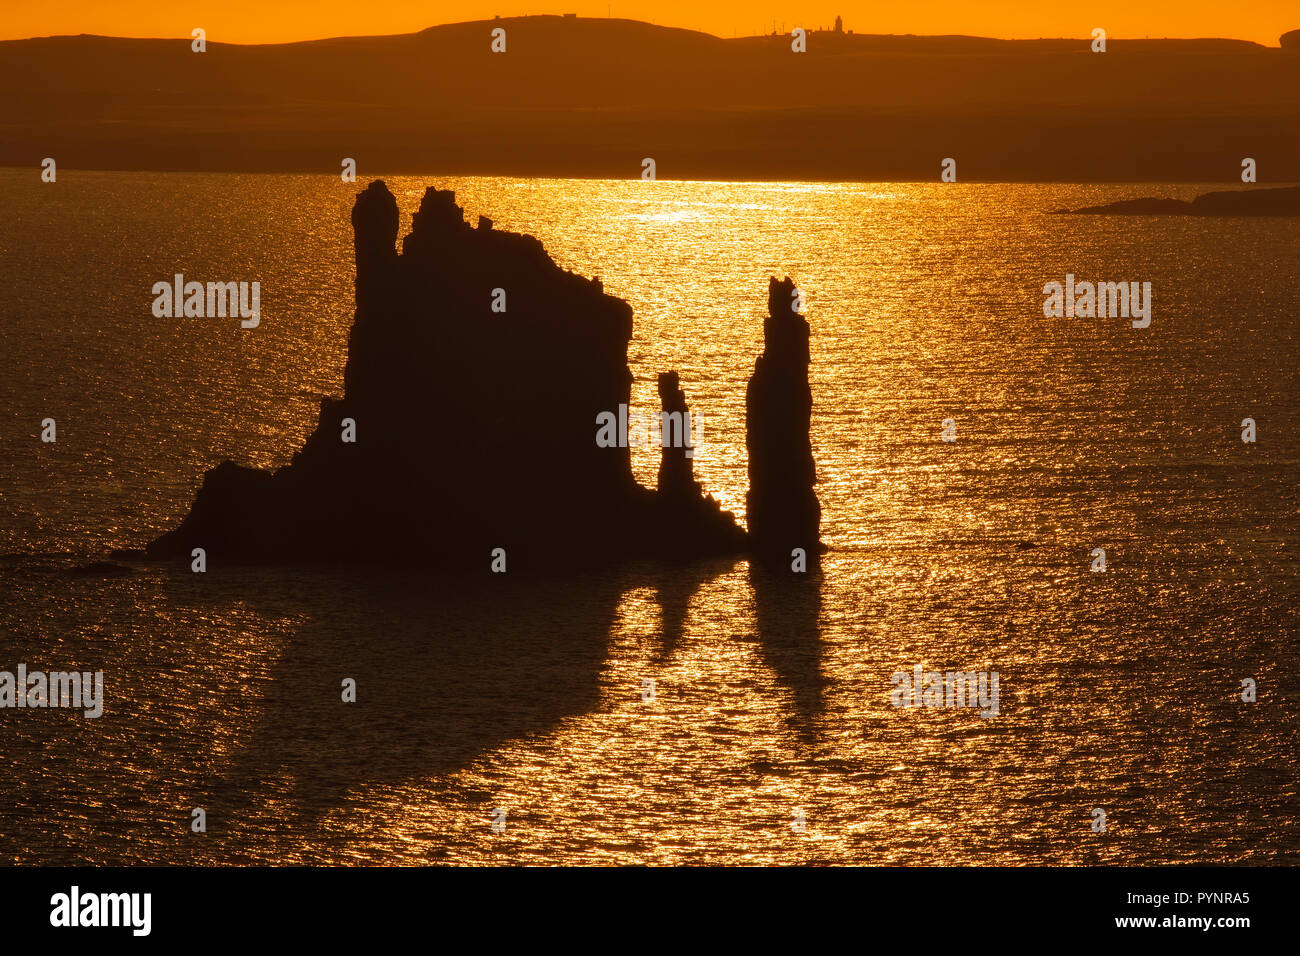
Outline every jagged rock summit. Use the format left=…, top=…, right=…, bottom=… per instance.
left=148, top=181, right=820, bottom=570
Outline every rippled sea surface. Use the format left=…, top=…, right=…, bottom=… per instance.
left=0, top=170, right=1296, bottom=864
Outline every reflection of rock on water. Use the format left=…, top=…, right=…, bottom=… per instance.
left=749, top=563, right=826, bottom=743
left=194, top=569, right=628, bottom=843
left=178, top=556, right=829, bottom=858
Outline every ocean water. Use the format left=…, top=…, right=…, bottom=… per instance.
left=0, top=170, right=1296, bottom=864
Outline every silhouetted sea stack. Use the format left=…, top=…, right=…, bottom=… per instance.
left=652, top=370, right=747, bottom=559
left=745, top=278, right=823, bottom=567
left=656, top=371, right=696, bottom=500
left=148, top=181, right=817, bottom=570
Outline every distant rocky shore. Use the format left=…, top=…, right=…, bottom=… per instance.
left=146, top=181, right=822, bottom=570
left=1059, top=184, right=1300, bottom=216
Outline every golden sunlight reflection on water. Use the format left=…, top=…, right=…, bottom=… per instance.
left=0, top=172, right=1296, bottom=864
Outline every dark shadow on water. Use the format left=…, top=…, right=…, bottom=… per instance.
left=182, top=566, right=638, bottom=855
left=748, top=562, right=826, bottom=744
left=653, top=557, right=739, bottom=662
left=2, top=553, right=836, bottom=862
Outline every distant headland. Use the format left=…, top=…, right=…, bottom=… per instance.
left=1059, top=184, right=1300, bottom=216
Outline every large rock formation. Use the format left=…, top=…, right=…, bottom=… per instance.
left=746, top=277, right=823, bottom=566
left=148, top=180, right=812, bottom=569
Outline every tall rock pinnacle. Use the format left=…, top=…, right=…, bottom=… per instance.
left=745, top=276, right=822, bottom=566
left=351, top=179, right=398, bottom=310
left=656, top=371, right=697, bottom=499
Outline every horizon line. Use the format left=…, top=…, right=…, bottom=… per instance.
left=2, top=14, right=1287, bottom=49
left=6, top=166, right=1300, bottom=188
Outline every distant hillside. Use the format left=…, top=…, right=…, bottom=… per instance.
left=1, top=15, right=1297, bottom=181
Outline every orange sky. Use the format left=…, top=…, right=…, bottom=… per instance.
left=2, top=1, right=1296, bottom=45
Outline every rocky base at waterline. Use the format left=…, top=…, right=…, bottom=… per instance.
left=1058, top=184, right=1300, bottom=216
left=147, top=181, right=821, bottom=569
